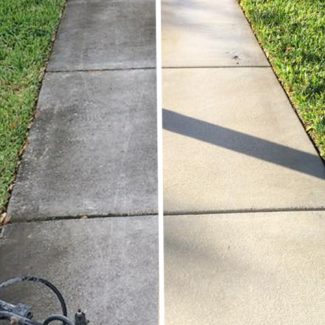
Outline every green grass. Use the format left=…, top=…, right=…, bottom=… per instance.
left=0, top=0, right=65, bottom=212
left=240, top=0, right=325, bottom=159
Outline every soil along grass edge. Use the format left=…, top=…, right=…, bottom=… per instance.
left=239, top=0, right=325, bottom=159
left=0, top=0, right=66, bottom=213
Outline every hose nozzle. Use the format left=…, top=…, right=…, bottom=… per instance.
left=75, top=309, right=88, bottom=325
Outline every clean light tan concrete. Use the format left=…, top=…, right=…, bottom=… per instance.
left=165, top=211, right=325, bottom=325
left=162, top=0, right=268, bottom=67
left=163, top=0, right=325, bottom=324
left=163, top=68, right=325, bottom=213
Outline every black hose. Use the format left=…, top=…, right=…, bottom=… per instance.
left=0, top=276, right=68, bottom=317
left=43, top=314, right=74, bottom=325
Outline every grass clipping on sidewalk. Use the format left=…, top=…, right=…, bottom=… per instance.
left=0, top=0, right=65, bottom=212
left=240, top=0, right=325, bottom=159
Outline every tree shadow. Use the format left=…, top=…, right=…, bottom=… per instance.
left=162, top=0, right=247, bottom=33
left=163, top=109, right=325, bottom=180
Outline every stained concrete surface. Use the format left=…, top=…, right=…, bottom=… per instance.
left=0, top=216, right=158, bottom=325
left=48, top=0, right=156, bottom=71
left=165, top=212, right=325, bottom=325
left=163, top=68, right=325, bottom=213
left=162, top=0, right=268, bottom=67
left=2, top=0, right=158, bottom=323
left=8, top=70, right=157, bottom=220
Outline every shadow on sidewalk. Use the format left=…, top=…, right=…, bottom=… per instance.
left=163, top=109, right=325, bottom=180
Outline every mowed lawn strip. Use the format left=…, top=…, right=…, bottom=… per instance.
left=240, top=0, right=325, bottom=159
left=0, top=0, right=66, bottom=212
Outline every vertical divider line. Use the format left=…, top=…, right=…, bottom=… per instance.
left=156, top=0, right=164, bottom=323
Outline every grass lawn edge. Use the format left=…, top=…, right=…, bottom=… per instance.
left=238, top=0, right=325, bottom=161
left=0, top=0, right=67, bottom=217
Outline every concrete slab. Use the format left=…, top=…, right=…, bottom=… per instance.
left=48, top=0, right=156, bottom=71
left=165, top=211, right=325, bottom=325
left=163, top=68, right=325, bottom=213
left=8, top=70, right=157, bottom=220
left=0, top=216, right=158, bottom=325
left=162, top=0, right=268, bottom=67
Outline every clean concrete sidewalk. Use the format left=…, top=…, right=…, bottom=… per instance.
left=165, top=212, right=325, bottom=325
left=163, top=0, right=325, bottom=323
left=1, top=0, right=158, bottom=324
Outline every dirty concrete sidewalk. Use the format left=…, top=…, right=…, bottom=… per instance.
left=0, top=0, right=158, bottom=324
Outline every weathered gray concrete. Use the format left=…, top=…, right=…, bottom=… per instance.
left=163, top=68, right=325, bottom=213
left=162, top=0, right=268, bottom=67
left=3, top=0, right=158, bottom=323
left=165, top=211, right=325, bottom=325
left=8, top=70, right=157, bottom=220
left=48, top=0, right=156, bottom=71
left=0, top=216, right=158, bottom=325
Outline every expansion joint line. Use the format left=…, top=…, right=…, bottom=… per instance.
left=164, top=207, right=325, bottom=216
left=47, top=66, right=156, bottom=74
